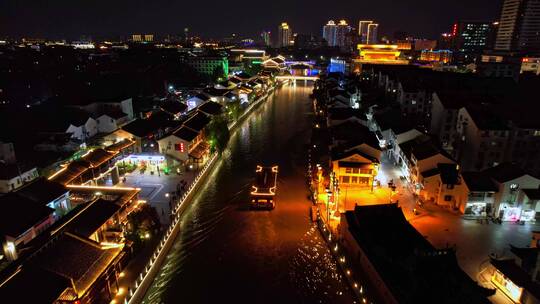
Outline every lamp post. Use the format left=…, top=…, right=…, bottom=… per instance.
left=326, top=187, right=332, bottom=225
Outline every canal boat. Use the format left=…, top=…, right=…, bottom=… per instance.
left=250, top=165, right=278, bottom=210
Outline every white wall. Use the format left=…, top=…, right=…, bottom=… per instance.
left=0, top=167, right=39, bottom=193
left=97, top=115, right=119, bottom=133
left=157, top=135, right=190, bottom=161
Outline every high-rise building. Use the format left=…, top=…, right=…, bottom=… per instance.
left=277, top=22, right=292, bottom=47
left=184, top=28, right=189, bottom=42
left=261, top=31, right=271, bottom=46
left=132, top=34, right=154, bottom=43
left=358, top=20, right=374, bottom=43
left=452, top=21, right=492, bottom=52
left=323, top=20, right=338, bottom=46
left=495, top=0, right=540, bottom=52
left=367, top=23, right=379, bottom=44
left=438, top=33, right=454, bottom=50
left=335, top=20, right=352, bottom=49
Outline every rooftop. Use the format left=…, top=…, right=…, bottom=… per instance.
left=0, top=193, right=54, bottom=237
left=330, top=120, right=379, bottom=149
left=483, top=162, right=530, bottom=183
left=105, top=138, right=135, bottom=153
left=373, top=107, right=418, bottom=134
left=491, top=258, right=540, bottom=300
left=198, top=101, right=223, bottom=116
left=465, top=104, right=509, bottom=131
left=160, top=100, right=187, bottom=115
left=331, top=148, right=379, bottom=164
left=462, top=172, right=498, bottom=192
left=184, top=111, right=210, bottom=132
left=16, top=177, right=68, bottom=205
left=0, top=266, right=71, bottom=303
left=399, top=135, right=452, bottom=162
left=345, top=204, right=492, bottom=303
left=32, top=232, right=123, bottom=298
left=172, top=126, right=199, bottom=142
left=67, top=199, right=120, bottom=238
left=0, top=162, right=35, bottom=180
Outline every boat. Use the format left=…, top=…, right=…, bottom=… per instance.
left=250, top=165, right=278, bottom=210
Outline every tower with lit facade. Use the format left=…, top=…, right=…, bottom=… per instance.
left=495, top=0, right=540, bottom=52
left=359, top=20, right=374, bottom=44
left=367, top=23, right=378, bottom=44
left=323, top=20, right=337, bottom=46
left=261, top=31, right=271, bottom=46
left=277, top=22, right=292, bottom=47
left=335, top=20, right=351, bottom=49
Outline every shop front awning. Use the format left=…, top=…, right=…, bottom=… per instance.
left=189, top=141, right=210, bottom=159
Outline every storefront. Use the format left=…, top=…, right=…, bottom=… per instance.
left=498, top=203, right=537, bottom=222
left=491, top=259, right=526, bottom=303
left=121, top=154, right=168, bottom=174
left=464, top=202, right=489, bottom=217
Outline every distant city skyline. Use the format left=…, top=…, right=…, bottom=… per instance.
left=1, top=0, right=502, bottom=40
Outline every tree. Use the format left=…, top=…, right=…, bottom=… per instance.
left=125, top=204, right=161, bottom=250
left=205, top=115, right=230, bottom=154
left=212, top=65, right=225, bottom=83
left=226, top=99, right=242, bottom=122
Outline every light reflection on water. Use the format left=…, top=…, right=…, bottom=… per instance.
left=142, top=84, right=354, bottom=304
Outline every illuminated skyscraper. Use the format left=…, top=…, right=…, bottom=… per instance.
left=358, top=20, right=374, bottom=43
left=323, top=20, right=337, bottom=46
left=367, top=23, right=378, bottom=44
left=261, top=31, right=271, bottom=46
left=495, top=0, right=540, bottom=52
left=277, top=22, right=292, bottom=47
left=335, top=20, right=351, bottom=49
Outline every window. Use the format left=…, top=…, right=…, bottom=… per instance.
left=352, top=168, right=359, bottom=174
left=345, top=168, right=352, bottom=173
left=447, top=184, right=454, bottom=189
left=342, top=176, right=350, bottom=183
left=359, top=177, right=370, bottom=185
left=360, top=169, right=372, bottom=175
left=444, top=195, right=452, bottom=201
left=351, top=176, right=358, bottom=183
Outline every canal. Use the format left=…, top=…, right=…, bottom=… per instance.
left=142, top=83, right=356, bottom=304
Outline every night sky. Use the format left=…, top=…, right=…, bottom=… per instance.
left=1, top=0, right=502, bottom=40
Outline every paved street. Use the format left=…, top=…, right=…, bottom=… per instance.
left=378, top=151, right=540, bottom=304
left=121, top=168, right=198, bottom=225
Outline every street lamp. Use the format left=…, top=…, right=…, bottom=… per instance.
left=326, top=187, right=332, bottom=225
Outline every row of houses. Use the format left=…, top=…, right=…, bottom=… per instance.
left=312, top=74, right=492, bottom=303
left=365, top=65, right=540, bottom=177
left=0, top=179, right=142, bottom=303
left=364, top=66, right=540, bottom=221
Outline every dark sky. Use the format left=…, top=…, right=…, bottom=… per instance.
left=1, top=0, right=502, bottom=40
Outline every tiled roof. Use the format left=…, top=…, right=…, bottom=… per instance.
left=67, top=199, right=120, bottom=238
left=198, top=101, right=223, bottom=116
left=462, top=172, right=498, bottom=192
left=33, top=232, right=123, bottom=297
left=160, top=100, right=187, bottom=115
left=0, top=267, right=71, bottom=303
left=184, top=112, right=210, bottom=132
left=483, top=163, right=529, bottom=183
left=106, top=138, right=135, bottom=153
left=345, top=204, right=492, bottom=303
left=172, top=126, right=199, bottom=142
left=0, top=193, right=54, bottom=237
left=17, top=177, right=68, bottom=205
